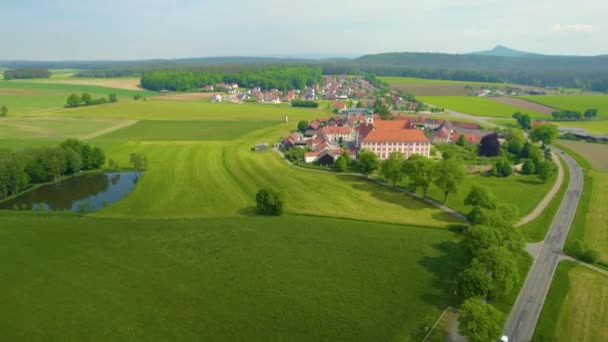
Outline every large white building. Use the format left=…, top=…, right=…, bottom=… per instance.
left=357, top=119, right=430, bottom=160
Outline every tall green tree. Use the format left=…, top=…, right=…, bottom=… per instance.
left=356, top=149, right=379, bottom=178
left=81, top=93, right=93, bottom=106
left=297, top=120, right=309, bottom=133
left=584, top=108, right=598, bottom=119
left=478, top=246, right=520, bottom=295
left=108, top=93, right=118, bottom=103
left=402, top=154, right=435, bottom=198
left=66, top=94, right=81, bottom=108
left=434, top=158, right=466, bottom=204
left=529, top=124, right=559, bottom=147
left=457, top=259, right=493, bottom=298
left=380, top=152, right=405, bottom=188
left=0, top=105, right=8, bottom=117
left=458, top=298, right=504, bottom=342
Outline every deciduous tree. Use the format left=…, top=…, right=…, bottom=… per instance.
left=434, top=158, right=466, bottom=204
left=530, top=124, right=559, bottom=147
left=478, top=133, right=501, bottom=157
left=380, top=151, right=405, bottom=188
left=458, top=298, right=504, bottom=342
left=402, top=154, right=435, bottom=198
left=356, top=149, right=379, bottom=178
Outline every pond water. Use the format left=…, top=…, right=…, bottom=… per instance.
left=0, top=172, right=141, bottom=212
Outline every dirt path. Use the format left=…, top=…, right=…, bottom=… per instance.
left=80, top=119, right=138, bottom=140
left=517, top=151, right=565, bottom=226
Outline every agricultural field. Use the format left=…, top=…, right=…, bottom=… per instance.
left=0, top=213, right=465, bottom=341
left=488, top=96, right=556, bottom=115
left=519, top=95, right=608, bottom=118
left=557, top=140, right=608, bottom=263
left=533, top=261, right=608, bottom=342
left=553, top=119, right=608, bottom=134
left=0, top=81, right=155, bottom=115
left=419, top=95, right=547, bottom=118
left=26, top=77, right=143, bottom=91
left=0, top=117, right=133, bottom=140
left=380, top=76, right=506, bottom=96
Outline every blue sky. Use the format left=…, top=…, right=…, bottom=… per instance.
left=1, top=0, right=605, bottom=60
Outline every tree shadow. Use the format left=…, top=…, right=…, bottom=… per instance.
left=418, top=239, right=467, bottom=309
left=514, top=178, right=543, bottom=186
left=236, top=206, right=257, bottom=216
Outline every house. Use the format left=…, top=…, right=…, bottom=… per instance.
left=254, top=143, right=269, bottom=151
left=331, top=101, right=347, bottom=110
left=230, top=83, right=239, bottom=89
left=211, top=94, right=222, bottom=102
left=359, top=119, right=431, bottom=160
left=202, top=84, right=214, bottom=92
left=321, top=126, right=354, bottom=142
left=452, top=133, right=481, bottom=144
left=308, top=120, right=321, bottom=131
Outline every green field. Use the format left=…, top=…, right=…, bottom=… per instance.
left=419, top=96, right=547, bottom=118
left=0, top=117, right=131, bottom=140
left=0, top=81, right=155, bottom=115
left=99, top=120, right=276, bottom=141
left=0, top=213, right=464, bottom=341
left=380, top=77, right=507, bottom=96
left=520, top=95, right=608, bottom=118
left=553, top=119, right=608, bottom=134
left=533, top=261, right=608, bottom=342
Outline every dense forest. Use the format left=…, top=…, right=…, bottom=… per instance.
left=3, top=68, right=51, bottom=80
left=140, top=66, right=323, bottom=91
left=0, top=139, right=105, bottom=201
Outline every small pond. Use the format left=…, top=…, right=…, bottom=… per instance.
left=0, top=172, right=141, bottom=213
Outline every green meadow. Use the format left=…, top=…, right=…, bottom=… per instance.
left=0, top=80, right=155, bottom=115
left=533, top=261, right=608, bottom=342
left=419, top=96, right=547, bottom=118
left=519, top=95, right=608, bottom=118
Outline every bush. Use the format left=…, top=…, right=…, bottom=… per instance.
left=565, top=240, right=599, bottom=264
left=491, top=159, right=512, bottom=177
left=256, top=188, right=285, bottom=216
left=521, top=159, right=536, bottom=175
left=478, top=133, right=501, bottom=157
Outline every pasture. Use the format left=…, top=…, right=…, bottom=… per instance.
left=0, top=213, right=464, bottom=341
left=534, top=261, right=608, bottom=342
left=488, top=96, right=556, bottom=115
left=0, top=81, right=155, bottom=115
left=553, top=119, right=608, bottom=134
left=0, top=117, right=132, bottom=141
left=380, top=76, right=506, bottom=96
left=418, top=96, right=547, bottom=118
left=519, top=95, right=608, bottom=118
left=27, top=77, right=143, bottom=91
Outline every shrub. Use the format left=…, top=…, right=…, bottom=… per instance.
left=565, top=240, right=599, bottom=264
left=256, top=188, right=285, bottom=216
left=522, top=159, right=536, bottom=174
left=491, top=159, right=512, bottom=177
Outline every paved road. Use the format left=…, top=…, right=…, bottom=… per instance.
left=503, top=145, right=584, bottom=341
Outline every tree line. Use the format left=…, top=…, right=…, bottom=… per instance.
left=140, top=66, right=323, bottom=92
left=551, top=108, right=598, bottom=121
left=66, top=93, right=117, bottom=108
left=0, top=139, right=105, bottom=201
left=3, top=68, right=51, bottom=80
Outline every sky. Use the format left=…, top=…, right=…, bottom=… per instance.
left=0, top=0, right=606, bottom=60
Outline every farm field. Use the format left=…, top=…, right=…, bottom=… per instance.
left=553, top=119, right=608, bottom=134
left=0, top=81, right=156, bottom=115
left=488, top=96, right=556, bottom=115
left=533, top=261, right=608, bottom=342
left=557, top=140, right=608, bottom=263
left=24, top=77, right=143, bottom=91
left=0, top=116, right=133, bottom=140
left=0, top=213, right=465, bottom=341
left=380, top=76, right=506, bottom=96
left=519, top=95, right=608, bottom=118
left=419, top=96, right=547, bottom=118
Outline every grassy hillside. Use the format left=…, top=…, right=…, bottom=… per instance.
left=419, top=96, right=547, bottom=118
left=0, top=213, right=465, bottom=341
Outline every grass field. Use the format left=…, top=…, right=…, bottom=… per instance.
left=98, top=120, right=276, bottom=141
left=557, top=141, right=608, bottom=263
left=0, top=117, right=131, bottom=140
left=24, top=77, right=143, bottom=91
left=0, top=81, right=156, bottom=115
left=0, top=213, right=465, bottom=341
left=519, top=95, right=608, bottom=118
left=380, top=77, right=507, bottom=96
left=533, top=261, right=608, bottom=342
left=419, top=96, right=547, bottom=118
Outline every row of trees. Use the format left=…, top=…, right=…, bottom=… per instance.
left=552, top=108, right=598, bottom=121
left=3, top=68, right=51, bottom=80
left=140, top=66, right=323, bottom=92
left=291, top=100, right=319, bottom=108
left=66, top=93, right=117, bottom=108
left=457, top=186, right=525, bottom=341
left=0, top=139, right=105, bottom=201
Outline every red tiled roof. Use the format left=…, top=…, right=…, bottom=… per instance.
left=318, top=117, right=329, bottom=123
left=452, top=133, right=480, bottom=143
left=321, top=126, right=352, bottom=134
left=451, top=121, right=481, bottom=130
left=364, top=128, right=429, bottom=143
left=308, top=121, right=321, bottom=130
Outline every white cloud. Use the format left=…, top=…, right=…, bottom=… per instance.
left=553, top=23, right=600, bottom=33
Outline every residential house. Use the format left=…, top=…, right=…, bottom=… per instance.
left=321, top=126, right=354, bottom=143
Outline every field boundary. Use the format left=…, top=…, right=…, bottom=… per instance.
left=422, top=307, right=450, bottom=342
left=80, top=119, right=138, bottom=140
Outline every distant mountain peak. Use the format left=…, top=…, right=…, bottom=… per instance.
left=469, top=45, right=538, bottom=57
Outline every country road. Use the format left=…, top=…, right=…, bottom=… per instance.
left=503, top=145, right=584, bottom=341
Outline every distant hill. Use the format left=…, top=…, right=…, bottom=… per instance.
left=469, top=45, right=537, bottom=57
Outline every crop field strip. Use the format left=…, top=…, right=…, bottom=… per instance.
left=418, top=96, right=548, bottom=118
left=519, top=95, right=608, bottom=118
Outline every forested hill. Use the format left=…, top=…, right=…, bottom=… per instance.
left=347, top=52, right=608, bottom=91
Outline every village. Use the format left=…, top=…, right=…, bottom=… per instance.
left=281, top=111, right=491, bottom=166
